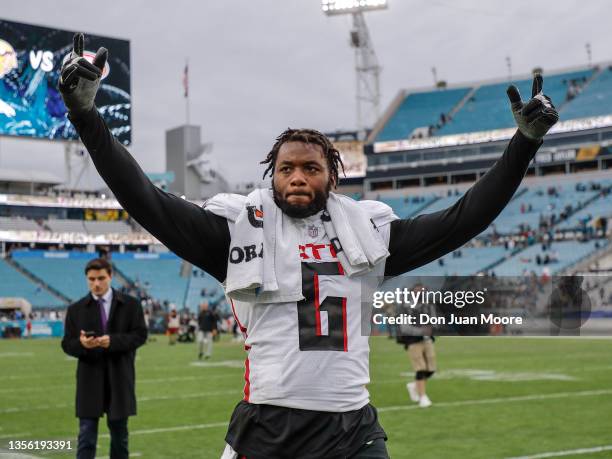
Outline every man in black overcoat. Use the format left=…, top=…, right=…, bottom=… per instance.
left=61, top=258, right=147, bottom=459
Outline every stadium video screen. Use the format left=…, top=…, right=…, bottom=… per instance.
left=0, top=19, right=131, bottom=144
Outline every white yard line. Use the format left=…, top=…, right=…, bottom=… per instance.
left=0, top=384, right=72, bottom=394
left=0, top=433, right=31, bottom=439
left=3, top=387, right=610, bottom=415
left=506, top=444, right=612, bottom=458
left=98, top=452, right=142, bottom=458
left=97, top=389, right=612, bottom=439
left=0, top=390, right=241, bottom=414
left=0, top=372, right=238, bottom=385
left=329, top=365, right=612, bottom=387
left=0, top=450, right=45, bottom=459
left=99, top=423, right=227, bottom=437
left=377, top=388, right=612, bottom=413
left=138, top=373, right=240, bottom=384
left=137, top=390, right=240, bottom=402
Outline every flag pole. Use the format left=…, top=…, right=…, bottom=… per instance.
left=184, top=58, right=190, bottom=126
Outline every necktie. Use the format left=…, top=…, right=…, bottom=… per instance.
left=98, top=298, right=107, bottom=333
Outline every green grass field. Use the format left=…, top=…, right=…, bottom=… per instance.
left=1, top=336, right=611, bottom=458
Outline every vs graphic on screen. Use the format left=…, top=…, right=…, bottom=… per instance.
left=0, top=19, right=131, bottom=145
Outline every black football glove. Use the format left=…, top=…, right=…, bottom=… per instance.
left=507, top=74, right=559, bottom=141
left=58, top=33, right=108, bottom=116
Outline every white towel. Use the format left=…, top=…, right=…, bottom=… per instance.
left=204, top=189, right=398, bottom=303
left=323, top=193, right=391, bottom=277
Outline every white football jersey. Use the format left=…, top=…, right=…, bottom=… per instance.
left=230, top=212, right=392, bottom=412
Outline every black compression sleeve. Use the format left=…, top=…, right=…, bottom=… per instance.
left=69, top=108, right=230, bottom=282
left=385, top=131, right=541, bottom=277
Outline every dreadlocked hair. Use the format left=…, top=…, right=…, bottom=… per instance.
left=260, top=128, right=345, bottom=187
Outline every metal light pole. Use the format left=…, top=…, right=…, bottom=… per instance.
left=585, top=42, right=592, bottom=67
left=506, top=56, right=512, bottom=82
left=322, top=0, right=387, bottom=132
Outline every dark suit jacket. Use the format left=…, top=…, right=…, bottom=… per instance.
left=61, top=289, right=147, bottom=419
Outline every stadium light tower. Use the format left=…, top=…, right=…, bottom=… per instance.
left=322, top=0, right=387, bottom=132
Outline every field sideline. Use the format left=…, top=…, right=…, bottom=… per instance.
left=1, top=336, right=611, bottom=458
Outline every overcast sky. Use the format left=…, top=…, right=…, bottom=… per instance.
left=0, top=0, right=610, bottom=189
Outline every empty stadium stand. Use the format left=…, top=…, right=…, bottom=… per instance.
left=112, top=254, right=189, bottom=307
left=375, top=66, right=606, bottom=142
left=185, top=268, right=226, bottom=310
left=415, top=192, right=464, bottom=215
left=492, top=239, right=608, bottom=276
left=385, top=176, right=611, bottom=236
left=2, top=250, right=231, bottom=310
left=436, top=68, right=595, bottom=136
left=83, top=220, right=133, bottom=235
left=0, top=216, right=42, bottom=231
left=406, top=245, right=508, bottom=276
left=45, top=218, right=133, bottom=235
left=45, top=218, right=87, bottom=233
left=376, top=87, right=470, bottom=141
left=557, top=193, right=612, bottom=230
left=0, top=259, right=62, bottom=307
left=372, top=173, right=612, bottom=276
left=379, top=194, right=439, bottom=219
left=486, top=183, right=599, bottom=235
left=11, top=251, right=121, bottom=302
left=561, top=66, right=612, bottom=119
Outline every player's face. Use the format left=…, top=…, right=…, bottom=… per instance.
left=86, top=268, right=112, bottom=297
left=273, top=141, right=333, bottom=218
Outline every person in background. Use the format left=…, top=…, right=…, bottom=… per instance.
left=396, top=284, right=437, bottom=408
left=197, top=301, right=217, bottom=359
left=167, top=309, right=180, bottom=345
left=25, top=313, right=32, bottom=339
left=61, top=258, right=147, bottom=459
left=143, top=308, right=154, bottom=342
left=231, top=316, right=241, bottom=342
left=187, top=313, right=198, bottom=342
left=212, top=307, right=220, bottom=342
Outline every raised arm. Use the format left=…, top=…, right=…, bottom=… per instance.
left=59, top=34, right=230, bottom=281
left=385, top=131, right=539, bottom=276
left=385, top=75, right=559, bottom=276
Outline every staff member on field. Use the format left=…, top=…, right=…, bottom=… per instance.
left=61, top=258, right=147, bottom=459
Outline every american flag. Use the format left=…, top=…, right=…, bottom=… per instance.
left=183, top=61, right=189, bottom=98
